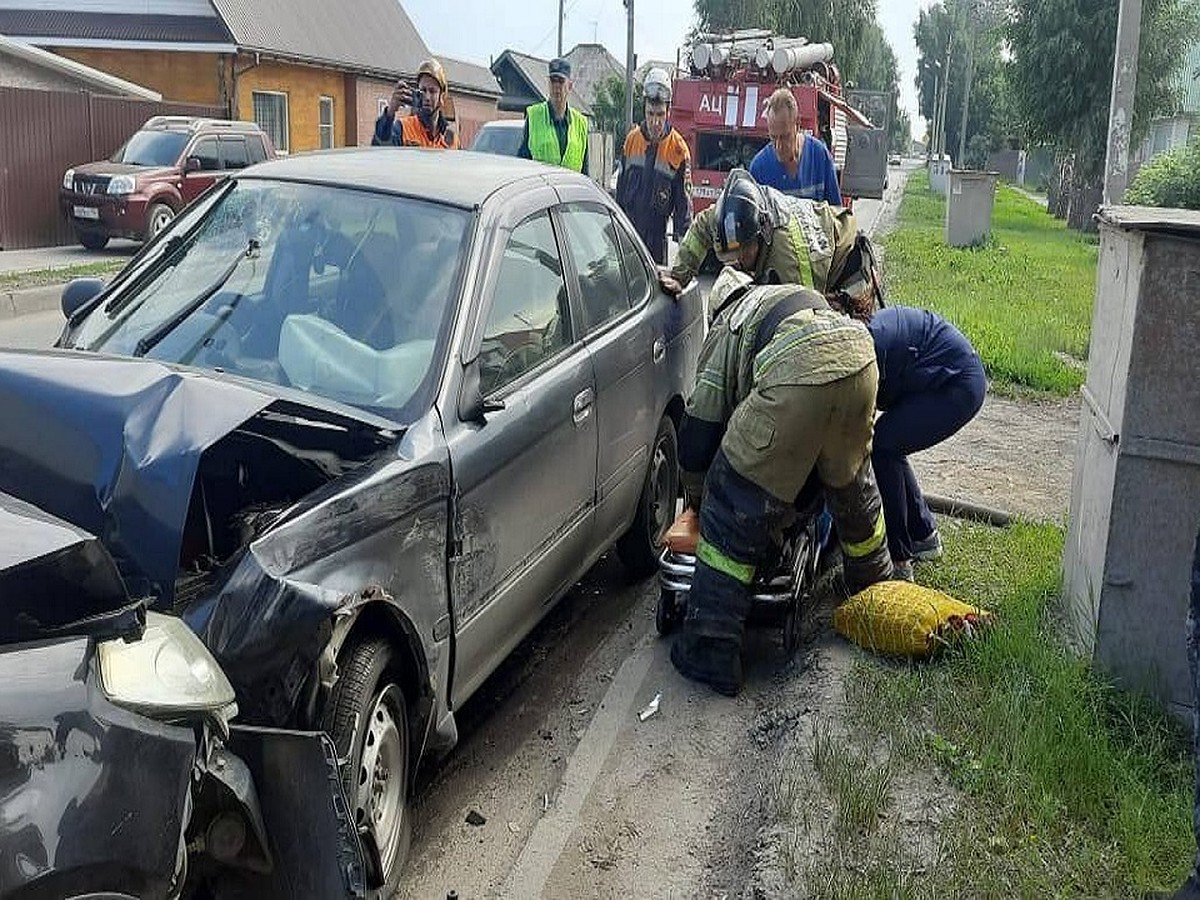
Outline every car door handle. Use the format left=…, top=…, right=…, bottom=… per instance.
left=573, top=388, right=594, bottom=425
left=653, top=338, right=666, bottom=364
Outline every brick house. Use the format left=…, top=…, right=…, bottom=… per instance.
left=0, top=0, right=501, bottom=153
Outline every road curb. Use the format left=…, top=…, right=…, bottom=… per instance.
left=0, top=285, right=63, bottom=322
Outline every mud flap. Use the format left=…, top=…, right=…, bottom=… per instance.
left=212, top=726, right=367, bottom=899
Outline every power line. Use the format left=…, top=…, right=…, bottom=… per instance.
left=531, top=0, right=584, bottom=55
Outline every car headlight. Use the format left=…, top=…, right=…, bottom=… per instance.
left=62, top=168, right=74, bottom=191
left=107, top=174, right=137, bottom=196
left=97, top=612, right=237, bottom=720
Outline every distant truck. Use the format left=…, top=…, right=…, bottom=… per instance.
left=670, top=30, right=888, bottom=212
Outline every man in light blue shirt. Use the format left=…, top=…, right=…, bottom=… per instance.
left=748, top=88, right=842, bottom=204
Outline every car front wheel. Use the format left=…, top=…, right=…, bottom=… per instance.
left=145, top=202, right=175, bottom=241
left=617, top=414, right=679, bottom=578
left=323, top=638, right=411, bottom=896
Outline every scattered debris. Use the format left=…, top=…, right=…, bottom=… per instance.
left=507, top=821, right=520, bottom=834
left=542, top=793, right=550, bottom=812
left=538, top=728, right=553, bottom=741
left=465, top=809, right=486, bottom=827
left=638, top=692, right=662, bottom=722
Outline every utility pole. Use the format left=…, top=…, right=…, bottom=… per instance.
left=957, top=30, right=976, bottom=166
left=937, top=35, right=954, bottom=160
left=928, top=70, right=940, bottom=162
left=1103, top=0, right=1142, bottom=205
left=623, top=0, right=634, bottom=134
left=557, top=0, right=564, bottom=57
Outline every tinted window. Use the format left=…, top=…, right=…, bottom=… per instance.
left=247, top=136, right=268, bottom=164
left=471, top=124, right=523, bottom=157
left=71, top=181, right=469, bottom=423
left=559, top=205, right=630, bottom=333
left=220, top=137, right=250, bottom=170
left=480, top=213, right=570, bottom=395
left=615, top=220, right=652, bottom=306
left=191, top=138, right=221, bottom=172
left=111, top=130, right=190, bottom=167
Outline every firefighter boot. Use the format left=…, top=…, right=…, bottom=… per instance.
left=670, top=550, right=753, bottom=697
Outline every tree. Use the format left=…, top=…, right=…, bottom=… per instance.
left=592, top=76, right=643, bottom=140
left=1008, top=0, right=1200, bottom=185
left=914, top=0, right=1014, bottom=167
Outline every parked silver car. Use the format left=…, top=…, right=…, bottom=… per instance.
left=0, top=148, right=703, bottom=893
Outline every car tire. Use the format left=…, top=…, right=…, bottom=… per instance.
left=323, top=638, right=411, bottom=896
left=145, top=202, right=175, bottom=241
left=617, top=415, right=679, bottom=578
left=77, top=231, right=109, bottom=251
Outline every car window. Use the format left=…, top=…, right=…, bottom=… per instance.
left=191, top=138, right=221, bottom=172
left=220, top=137, right=250, bottom=170
left=110, top=130, right=190, bottom=167
left=471, top=124, right=523, bottom=156
left=247, top=137, right=268, bottom=164
left=558, top=205, right=630, bottom=334
left=615, top=219, right=652, bottom=306
left=70, top=181, right=469, bottom=423
left=479, top=212, right=570, bottom=396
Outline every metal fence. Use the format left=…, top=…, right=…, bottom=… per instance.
left=0, top=88, right=224, bottom=250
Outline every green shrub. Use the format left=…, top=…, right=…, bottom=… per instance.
left=1126, top=137, right=1200, bottom=210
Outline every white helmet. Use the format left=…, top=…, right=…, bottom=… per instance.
left=643, top=67, right=672, bottom=104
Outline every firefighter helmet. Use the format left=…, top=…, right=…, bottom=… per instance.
left=643, top=67, right=672, bottom=105
left=713, top=169, right=773, bottom=266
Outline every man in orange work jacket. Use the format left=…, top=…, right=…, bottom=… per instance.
left=373, top=58, right=460, bottom=149
left=615, top=67, right=692, bottom=264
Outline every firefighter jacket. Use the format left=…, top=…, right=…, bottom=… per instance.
left=615, top=123, right=692, bottom=264
left=524, top=102, right=589, bottom=172
left=671, top=188, right=859, bottom=294
left=373, top=110, right=460, bottom=149
left=678, top=282, right=876, bottom=500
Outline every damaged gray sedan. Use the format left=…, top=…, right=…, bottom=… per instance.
left=0, top=149, right=702, bottom=894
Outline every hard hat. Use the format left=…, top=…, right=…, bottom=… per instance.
left=709, top=266, right=753, bottom=313
left=416, top=58, right=448, bottom=93
left=713, top=169, right=772, bottom=265
left=643, top=67, right=672, bottom=104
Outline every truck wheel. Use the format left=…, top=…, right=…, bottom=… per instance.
left=323, top=638, right=411, bottom=895
left=78, top=231, right=109, bottom=251
left=617, top=415, right=679, bottom=578
left=146, top=202, right=175, bottom=240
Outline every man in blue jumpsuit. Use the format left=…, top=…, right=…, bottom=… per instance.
left=749, top=88, right=842, bottom=203
left=866, top=306, right=986, bottom=579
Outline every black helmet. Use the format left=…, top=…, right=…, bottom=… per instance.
left=713, top=169, right=772, bottom=266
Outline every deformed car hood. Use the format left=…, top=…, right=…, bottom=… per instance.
left=0, top=350, right=278, bottom=607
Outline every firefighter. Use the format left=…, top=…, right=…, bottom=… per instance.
left=373, top=58, right=460, bottom=149
left=749, top=88, right=842, bottom=203
left=672, top=266, right=893, bottom=695
left=614, top=67, right=692, bottom=264
left=518, top=58, right=590, bottom=173
left=658, top=169, right=876, bottom=318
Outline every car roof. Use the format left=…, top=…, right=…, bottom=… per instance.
left=240, top=148, right=595, bottom=209
left=479, top=119, right=524, bottom=130
left=142, top=116, right=263, bottom=134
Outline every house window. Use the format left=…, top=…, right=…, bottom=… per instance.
left=319, top=96, right=335, bottom=150
left=252, top=91, right=289, bottom=154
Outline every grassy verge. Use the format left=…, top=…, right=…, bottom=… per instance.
left=806, top=521, right=1194, bottom=898
left=0, top=259, right=126, bottom=292
left=882, top=171, right=1098, bottom=396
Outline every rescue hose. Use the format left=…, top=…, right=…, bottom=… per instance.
left=924, top=492, right=1013, bottom=528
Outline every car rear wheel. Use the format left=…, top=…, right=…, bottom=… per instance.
left=145, top=202, right=175, bottom=241
left=323, top=638, right=411, bottom=896
left=77, top=231, right=109, bottom=251
left=617, top=415, right=679, bottom=578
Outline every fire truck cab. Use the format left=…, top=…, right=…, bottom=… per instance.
left=671, top=30, right=888, bottom=214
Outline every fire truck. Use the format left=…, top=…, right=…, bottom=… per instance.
left=670, top=29, right=888, bottom=214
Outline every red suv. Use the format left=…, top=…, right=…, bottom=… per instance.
left=60, top=116, right=276, bottom=250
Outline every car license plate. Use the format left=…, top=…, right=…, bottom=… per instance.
left=692, top=185, right=721, bottom=200
left=73, top=206, right=100, bottom=220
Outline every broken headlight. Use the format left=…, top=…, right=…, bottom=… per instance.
left=97, top=612, right=237, bottom=722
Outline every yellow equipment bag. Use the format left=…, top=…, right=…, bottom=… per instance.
left=833, top=580, right=992, bottom=659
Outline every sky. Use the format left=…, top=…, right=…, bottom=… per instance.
left=403, top=0, right=933, bottom=139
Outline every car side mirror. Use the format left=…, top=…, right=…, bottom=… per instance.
left=61, top=277, right=106, bottom=320
left=458, top=357, right=505, bottom=424
left=185, top=156, right=202, bottom=173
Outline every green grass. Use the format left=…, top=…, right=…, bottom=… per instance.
left=0, top=259, right=125, bottom=292
left=882, top=171, right=1099, bottom=396
left=832, top=521, right=1195, bottom=898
